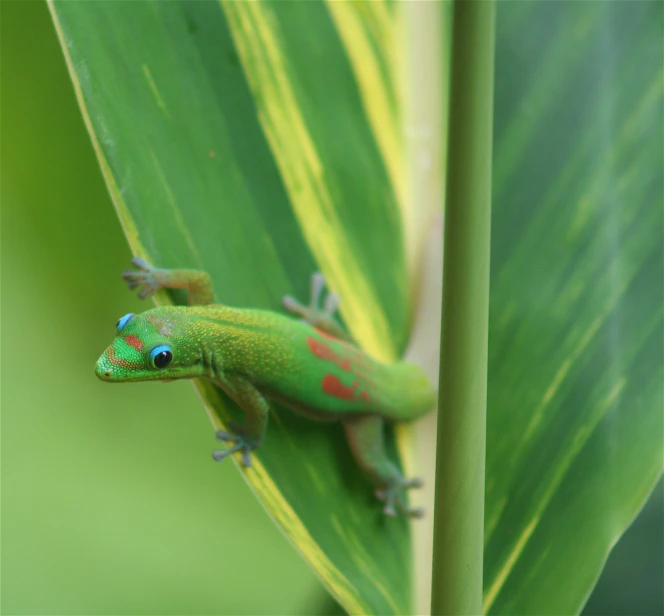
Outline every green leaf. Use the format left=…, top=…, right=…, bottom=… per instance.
left=484, top=2, right=663, bottom=613
left=49, top=0, right=663, bottom=613
left=48, top=1, right=413, bottom=614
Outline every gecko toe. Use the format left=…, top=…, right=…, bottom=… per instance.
left=323, top=292, right=340, bottom=316
left=406, top=506, right=426, bottom=519
left=212, top=449, right=226, bottom=462
left=212, top=442, right=243, bottom=462
left=310, top=272, right=326, bottom=307
left=215, top=429, right=239, bottom=443
left=131, top=257, right=152, bottom=271
left=282, top=295, right=307, bottom=318
left=404, top=477, right=424, bottom=489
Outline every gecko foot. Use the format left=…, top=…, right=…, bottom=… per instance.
left=283, top=272, right=340, bottom=322
left=122, top=257, right=161, bottom=299
left=282, top=272, right=352, bottom=342
left=375, top=476, right=425, bottom=519
left=212, top=427, right=256, bottom=468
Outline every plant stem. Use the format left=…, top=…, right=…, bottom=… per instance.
left=431, top=1, right=495, bottom=615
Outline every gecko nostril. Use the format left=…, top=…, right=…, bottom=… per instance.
left=105, top=372, right=111, bottom=377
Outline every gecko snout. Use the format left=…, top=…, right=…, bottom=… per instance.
left=95, top=354, right=114, bottom=381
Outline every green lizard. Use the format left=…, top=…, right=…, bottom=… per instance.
left=95, top=258, right=435, bottom=517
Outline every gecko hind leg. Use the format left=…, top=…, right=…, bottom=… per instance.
left=343, top=415, right=424, bottom=519
left=283, top=272, right=351, bottom=342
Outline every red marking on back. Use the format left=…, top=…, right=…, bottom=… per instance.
left=124, top=334, right=144, bottom=351
left=306, top=336, right=351, bottom=371
left=322, top=375, right=358, bottom=401
left=320, top=375, right=372, bottom=404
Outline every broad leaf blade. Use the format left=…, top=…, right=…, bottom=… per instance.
left=49, top=1, right=411, bottom=614
left=484, top=3, right=663, bottom=613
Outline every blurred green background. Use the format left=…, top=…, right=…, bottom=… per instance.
left=1, top=2, right=661, bottom=615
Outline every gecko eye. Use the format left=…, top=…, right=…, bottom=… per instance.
left=149, top=345, right=173, bottom=369
left=116, top=313, right=134, bottom=332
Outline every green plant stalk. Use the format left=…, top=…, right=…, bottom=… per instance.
left=431, top=2, right=495, bottom=615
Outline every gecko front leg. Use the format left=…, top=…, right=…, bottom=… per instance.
left=122, top=257, right=215, bottom=306
left=213, top=428, right=256, bottom=468
left=212, top=375, right=270, bottom=468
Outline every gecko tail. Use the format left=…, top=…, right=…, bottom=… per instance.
left=380, top=361, right=437, bottom=422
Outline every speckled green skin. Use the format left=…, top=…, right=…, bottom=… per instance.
left=95, top=259, right=435, bottom=517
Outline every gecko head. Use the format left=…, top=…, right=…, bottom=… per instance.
left=95, top=307, right=206, bottom=383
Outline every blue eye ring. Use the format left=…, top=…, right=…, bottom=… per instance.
left=149, top=345, right=173, bottom=370
left=116, top=313, right=134, bottom=332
